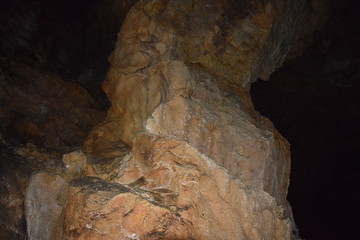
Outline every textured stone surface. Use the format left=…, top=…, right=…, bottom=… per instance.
left=0, top=0, right=332, bottom=239
left=62, top=150, right=88, bottom=179
left=25, top=173, right=68, bottom=240
left=85, top=0, right=299, bottom=205
left=145, top=81, right=291, bottom=203
left=86, top=0, right=307, bottom=151
left=80, top=1, right=309, bottom=238
left=64, top=135, right=294, bottom=240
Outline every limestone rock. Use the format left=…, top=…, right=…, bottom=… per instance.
left=63, top=135, right=295, bottom=240
left=63, top=150, right=88, bottom=179
left=145, top=74, right=290, bottom=203
left=3, top=0, right=313, bottom=239
left=0, top=0, right=326, bottom=239
left=85, top=0, right=297, bottom=204
left=25, top=173, right=68, bottom=240
left=85, top=0, right=303, bottom=150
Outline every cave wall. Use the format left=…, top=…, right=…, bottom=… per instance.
left=77, top=0, right=310, bottom=238
left=0, top=0, right=139, bottom=150
left=0, top=0, right=341, bottom=239
left=0, top=0, right=136, bottom=238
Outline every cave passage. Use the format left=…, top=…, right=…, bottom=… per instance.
left=251, top=0, right=360, bottom=238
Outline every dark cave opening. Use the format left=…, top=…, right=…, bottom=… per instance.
left=251, top=0, right=360, bottom=238
left=0, top=0, right=137, bottom=108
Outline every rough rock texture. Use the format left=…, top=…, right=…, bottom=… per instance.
left=25, top=173, right=68, bottom=240
left=0, top=0, right=331, bottom=239
left=63, top=135, right=293, bottom=240
left=0, top=141, right=64, bottom=240
left=78, top=0, right=309, bottom=238
left=85, top=0, right=301, bottom=205
left=0, top=0, right=142, bottom=151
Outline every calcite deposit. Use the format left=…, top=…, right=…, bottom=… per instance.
left=85, top=0, right=299, bottom=204
left=1, top=0, right=328, bottom=239
left=80, top=0, right=304, bottom=238
left=25, top=173, right=68, bottom=240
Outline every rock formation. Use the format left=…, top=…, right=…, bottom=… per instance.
left=64, top=135, right=293, bottom=239
left=80, top=0, right=304, bottom=238
left=1, top=0, right=336, bottom=239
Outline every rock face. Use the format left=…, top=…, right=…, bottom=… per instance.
left=63, top=135, right=293, bottom=239
left=1, top=0, right=324, bottom=239
left=85, top=0, right=300, bottom=205
left=79, top=0, right=306, bottom=238
left=25, top=173, right=67, bottom=240
left=0, top=142, right=66, bottom=240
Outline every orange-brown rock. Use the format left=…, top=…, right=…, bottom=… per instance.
left=1, top=0, right=320, bottom=239
left=145, top=79, right=291, bottom=204
left=85, top=0, right=299, bottom=205
left=63, top=135, right=295, bottom=240
left=86, top=0, right=305, bottom=151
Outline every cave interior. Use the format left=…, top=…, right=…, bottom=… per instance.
left=0, top=0, right=359, bottom=239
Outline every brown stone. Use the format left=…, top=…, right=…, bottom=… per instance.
left=85, top=0, right=296, bottom=204
left=63, top=135, right=294, bottom=240
left=80, top=3, right=307, bottom=238
left=25, top=173, right=68, bottom=240
left=0, top=0, right=324, bottom=239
